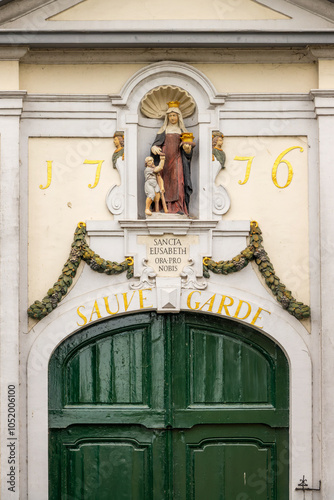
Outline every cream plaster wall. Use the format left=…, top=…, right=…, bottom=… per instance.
left=50, top=0, right=288, bottom=21
left=318, top=59, right=334, bottom=89
left=219, top=135, right=310, bottom=305
left=20, top=64, right=145, bottom=94
left=28, top=135, right=310, bottom=308
left=193, top=63, right=318, bottom=93
left=28, top=138, right=119, bottom=304
left=19, top=63, right=318, bottom=95
left=0, top=61, right=19, bottom=90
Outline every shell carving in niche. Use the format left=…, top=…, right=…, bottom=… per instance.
left=140, top=85, right=196, bottom=119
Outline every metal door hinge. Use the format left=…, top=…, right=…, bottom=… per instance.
left=296, top=476, right=321, bottom=492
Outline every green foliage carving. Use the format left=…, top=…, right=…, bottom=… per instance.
left=203, top=221, right=310, bottom=321
left=27, top=223, right=133, bottom=321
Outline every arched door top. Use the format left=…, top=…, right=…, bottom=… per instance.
left=27, top=286, right=313, bottom=500
left=49, top=312, right=289, bottom=500
left=49, top=312, right=289, bottom=427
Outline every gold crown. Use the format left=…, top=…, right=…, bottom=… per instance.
left=181, top=133, right=195, bottom=143
left=167, top=101, right=180, bottom=108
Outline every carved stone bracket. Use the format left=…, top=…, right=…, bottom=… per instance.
left=181, top=259, right=208, bottom=290
left=130, top=258, right=156, bottom=290
left=106, top=156, right=125, bottom=217
left=213, top=159, right=231, bottom=215
left=156, top=277, right=181, bottom=312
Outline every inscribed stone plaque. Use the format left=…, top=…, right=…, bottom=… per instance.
left=138, top=234, right=199, bottom=277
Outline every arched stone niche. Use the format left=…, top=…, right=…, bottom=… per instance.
left=110, top=61, right=226, bottom=220
left=137, top=85, right=199, bottom=218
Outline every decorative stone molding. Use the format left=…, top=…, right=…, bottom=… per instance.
left=140, top=85, right=196, bottom=119
left=311, top=90, right=334, bottom=116
left=106, top=156, right=125, bottom=217
left=180, top=259, right=207, bottom=290
left=130, top=259, right=156, bottom=290
left=20, top=47, right=317, bottom=65
left=111, top=61, right=226, bottom=109
left=0, top=47, right=29, bottom=60
left=212, top=158, right=230, bottom=216
left=156, top=277, right=181, bottom=312
left=0, top=91, right=26, bottom=116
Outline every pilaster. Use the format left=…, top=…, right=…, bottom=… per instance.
left=312, top=89, right=334, bottom=500
left=0, top=90, right=26, bottom=500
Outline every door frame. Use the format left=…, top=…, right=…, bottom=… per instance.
left=48, top=312, right=290, bottom=499
left=27, top=284, right=312, bottom=499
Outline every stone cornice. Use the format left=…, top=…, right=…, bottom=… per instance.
left=24, top=93, right=111, bottom=102
left=2, top=31, right=334, bottom=48
left=20, top=47, right=317, bottom=65
left=118, top=219, right=219, bottom=236
left=0, top=46, right=28, bottom=59
left=309, top=46, right=334, bottom=58
left=226, top=93, right=313, bottom=101
left=310, top=89, right=334, bottom=115
left=0, top=91, right=26, bottom=115
left=311, top=89, right=334, bottom=98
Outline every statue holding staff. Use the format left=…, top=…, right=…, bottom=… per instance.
left=151, top=101, right=195, bottom=215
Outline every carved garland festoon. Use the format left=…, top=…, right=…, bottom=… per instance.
left=28, top=221, right=310, bottom=322
left=27, top=223, right=134, bottom=321
left=203, top=221, right=310, bottom=321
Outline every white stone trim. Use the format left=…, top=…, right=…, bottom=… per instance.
left=0, top=47, right=28, bottom=60
left=111, top=61, right=226, bottom=108
left=0, top=97, right=24, bottom=499
left=15, top=85, right=322, bottom=498
left=312, top=90, right=334, bottom=498
left=20, top=47, right=317, bottom=65
left=109, top=61, right=227, bottom=220
left=27, top=282, right=312, bottom=500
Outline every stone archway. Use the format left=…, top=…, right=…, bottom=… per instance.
left=48, top=312, right=289, bottom=499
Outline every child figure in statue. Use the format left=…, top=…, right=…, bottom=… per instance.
left=144, top=155, right=167, bottom=216
left=151, top=101, right=195, bottom=215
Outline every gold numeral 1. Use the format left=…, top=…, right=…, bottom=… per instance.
left=84, top=160, right=105, bottom=189
left=39, top=161, right=53, bottom=190
left=234, top=156, right=255, bottom=185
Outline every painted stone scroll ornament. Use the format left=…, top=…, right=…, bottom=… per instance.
left=212, top=131, right=230, bottom=215
left=151, top=101, right=195, bottom=215
left=106, top=131, right=125, bottom=216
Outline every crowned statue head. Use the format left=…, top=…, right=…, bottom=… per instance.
left=158, top=101, right=189, bottom=134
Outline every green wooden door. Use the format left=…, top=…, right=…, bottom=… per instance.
left=49, top=312, right=289, bottom=499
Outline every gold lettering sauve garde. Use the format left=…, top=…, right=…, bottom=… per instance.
left=186, top=291, right=271, bottom=329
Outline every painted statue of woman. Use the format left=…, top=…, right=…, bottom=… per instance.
left=151, top=101, right=195, bottom=215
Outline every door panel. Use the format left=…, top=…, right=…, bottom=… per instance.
left=49, top=314, right=166, bottom=429
left=189, top=328, right=271, bottom=404
left=172, top=424, right=288, bottom=500
left=49, top=312, right=289, bottom=499
left=170, top=314, right=289, bottom=429
left=65, top=328, right=149, bottom=405
left=49, top=425, right=167, bottom=500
